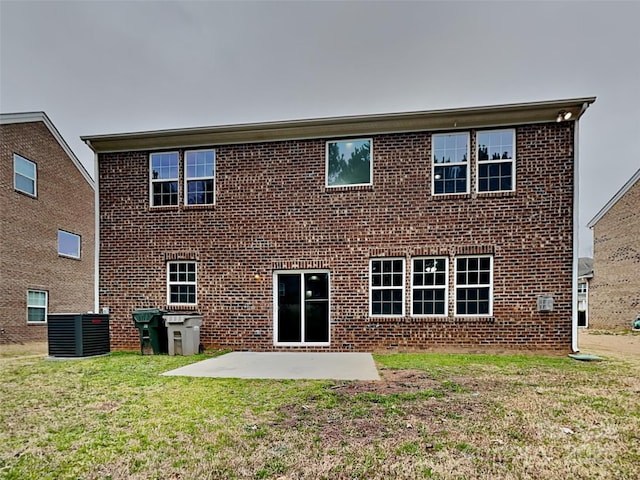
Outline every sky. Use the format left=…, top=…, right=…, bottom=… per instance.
left=1, top=0, right=639, bottom=257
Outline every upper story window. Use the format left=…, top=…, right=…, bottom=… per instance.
left=150, top=152, right=179, bottom=207
left=58, top=230, right=81, bottom=259
left=577, top=282, right=587, bottom=295
left=167, top=261, right=197, bottom=305
left=326, top=138, right=372, bottom=187
left=432, top=133, right=469, bottom=195
left=411, top=257, right=448, bottom=316
left=14, top=154, right=37, bottom=197
left=477, top=129, right=515, bottom=192
left=185, top=150, right=215, bottom=205
left=27, top=290, right=47, bottom=323
left=370, top=258, right=405, bottom=317
left=455, top=256, right=493, bottom=316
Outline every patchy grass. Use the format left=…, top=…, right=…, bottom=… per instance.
left=1, top=350, right=639, bottom=479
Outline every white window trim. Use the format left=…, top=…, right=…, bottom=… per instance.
left=272, top=269, right=331, bottom=347
left=184, top=149, right=216, bottom=206
left=14, top=154, right=37, bottom=197
left=410, top=257, right=449, bottom=317
left=149, top=151, right=180, bottom=208
left=369, top=257, right=406, bottom=317
left=166, top=261, right=197, bottom=306
left=57, top=229, right=81, bottom=259
left=325, top=138, right=373, bottom=188
left=454, top=255, right=493, bottom=317
left=432, top=132, right=470, bottom=195
left=26, top=290, right=48, bottom=324
left=476, top=128, right=516, bottom=193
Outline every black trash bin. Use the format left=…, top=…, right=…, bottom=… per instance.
left=132, top=308, right=169, bottom=355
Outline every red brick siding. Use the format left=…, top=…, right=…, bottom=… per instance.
left=589, top=178, right=640, bottom=328
left=98, top=122, right=575, bottom=352
left=0, top=122, right=95, bottom=344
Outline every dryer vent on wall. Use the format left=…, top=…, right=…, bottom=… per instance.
left=537, top=295, right=554, bottom=313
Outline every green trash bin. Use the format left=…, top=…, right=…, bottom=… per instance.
left=132, top=308, right=169, bottom=355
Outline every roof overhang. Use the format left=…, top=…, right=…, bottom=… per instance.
left=81, top=97, right=596, bottom=153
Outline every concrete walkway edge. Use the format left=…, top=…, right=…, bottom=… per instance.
left=162, top=352, right=380, bottom=380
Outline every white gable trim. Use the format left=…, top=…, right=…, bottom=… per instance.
left=587, top=168, right=640, bottom=228
left=0, top=111, right=94, bottom=189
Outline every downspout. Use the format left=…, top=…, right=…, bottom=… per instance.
left=571, top=118, right=580, bottom=353
left=90, top=143, right=100, bottom=314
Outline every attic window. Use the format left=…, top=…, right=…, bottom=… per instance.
left=14, top=154, right=37, bottom=197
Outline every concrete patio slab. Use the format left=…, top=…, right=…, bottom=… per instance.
left=162, top=352, right=380, bottom=380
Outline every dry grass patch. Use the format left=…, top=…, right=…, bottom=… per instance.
left=1, top=350, right=638, bottom=479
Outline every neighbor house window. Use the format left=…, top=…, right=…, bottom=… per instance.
left=185, top=149, right=215, bottom=205
left=455, top=256, right=493, bottom=316
left=150, top=152, right=179, bottom=207
left=326, top=138, right=372, bottom=187
left=370, top=258, right=405, bottom=316
left=477, top=129, right=515, bottom=192
left=27, top=290, right=47, bottom=323
left=58, top=230, right=81, bottom=259
left=432, top=133, right=469, bottom=194
left=411, top=257, right=448, bottom=316
left=167, top=261, right=197, bottom=305
left=14, top=154, right=37, bottom=197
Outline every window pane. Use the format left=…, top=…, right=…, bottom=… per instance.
left=327, top=139, right=372, bottom=186
left=58, top=230, right=81, bottom=258
left=15, top=155, right=36, bottom=178
left=186, top=150, right=215, bottom=179
left=28, top=307, right=46, bottom=322
left=15, top=174, right=35, bottom=195
left=151, top=152, right=179, bottom=179
left=28, top=291, right=46, bottom=306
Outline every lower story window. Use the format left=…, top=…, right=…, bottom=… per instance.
left=27, top=290, right=47, bottom=323
left=412, top=257, right=448, bottom=316
left=455, top=256, right=493, bottom=315
left=370, top=258, right=405, bottom=316
left=167, top=261, right=197, bottom=305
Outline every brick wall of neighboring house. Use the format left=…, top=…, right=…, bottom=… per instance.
left=589, top=179, right=640, bottom=329
left=97, top=121, right=576, bottom=353
left=0, top=120, right=95, bottom=344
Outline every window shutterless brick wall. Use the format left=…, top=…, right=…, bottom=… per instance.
left=589, top=179, right=640, bottom=329
left=98, top=122, right=575, bottom=352
left=0, top=122, right=95, bottom=344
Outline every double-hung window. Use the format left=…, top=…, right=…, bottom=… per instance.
left=167, top=261, right=197, bottom=305
left=185, top=150, right=215, bottom=205
left=432, top=133, right=469, bottom=194
left=14, top=154, right=37, bottom=197
left=150, top=152, right=179, bottom=207
left=455, top=256, right=493, bottom=316
left=411, top=257, right=448, bottom=316
left=27, top=290, right=47, bottom=323
left=477, top=129, right=515, bottom=192
left=370, top=258, right=405, bottom=316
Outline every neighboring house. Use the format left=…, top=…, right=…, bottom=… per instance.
left=0, top=112, right=95, bottom=344
left=82, top=97, right=595, bottom=353
left=577, top=257, right=593, bottom=328
left=587, top=168, right=640, bottom=329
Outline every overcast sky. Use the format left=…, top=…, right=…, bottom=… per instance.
left=1, top=0, right=639, bottom=257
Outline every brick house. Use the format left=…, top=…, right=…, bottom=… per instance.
left=587, top=168, right=640, bottom=329
left=1, top=112, right=95, bottom=344
left=82, top=97, right=594, bottom=353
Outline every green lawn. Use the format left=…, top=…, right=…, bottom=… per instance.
left=1, top=348, right=638, bottom=479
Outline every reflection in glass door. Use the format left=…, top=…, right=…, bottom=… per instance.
left=275, top=271, right=329, bottom=345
